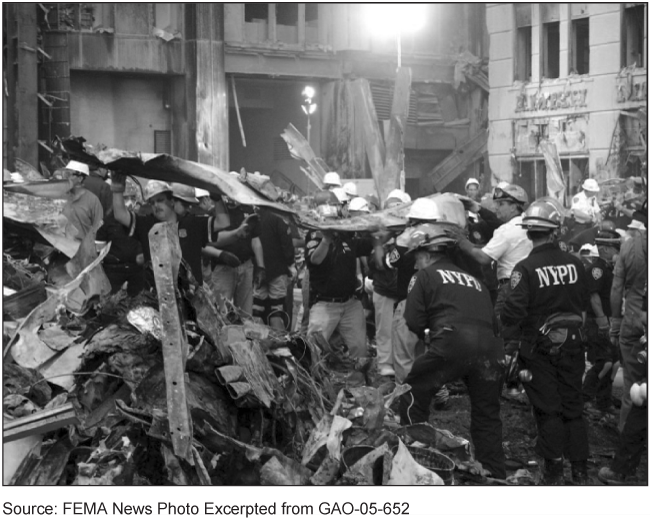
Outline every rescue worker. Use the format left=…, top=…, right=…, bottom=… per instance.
left=373, top=197, right=451, bottom=407
left=581, top=230, right=621, bottom=413
left=501, top=199, right=590, bottom=485
left=61, top=160, right=104, bottom=240
left=609, top=218, right=647, bottom=433
left=571, top=178, right=602, bottom=233
left=305, top=190, right=373, bottom=357
left=399, top=222, right=506, bottom=479
left=342, top=182, right=358, bottom=199
left=598, top=287, right=647, bottom=485
left=453, top=184, right=532, bottom=353
left=323, top=171, right=342, bottom=190
left=210, top=193, right=264, bottom=316
left=253, top=206, right=295, bottom=330
left=97, top=176, right=144, bottom=296
left=464, top=177, right=481, bottom=202
left=365, top=189, right=410, bottom=378
left=110, top=176, right=248, bottom=289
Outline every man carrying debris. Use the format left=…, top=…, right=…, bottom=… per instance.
left=253, top=206, right=296, bottom=330
left=501, top=199, right=590, bottom=485
left=210, top=194, right=264, bottom=316
left=306, top=190, right=373, bottom=357
left=398, top=221, right=506, bottom=480
left=452, top=184, right=531, bottom=356
left=110, top=175, right=248, bottom=289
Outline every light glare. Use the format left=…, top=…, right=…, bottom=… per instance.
left=366, top=4, right=427, bottom=35
left=302, top=86, right=315, bottom=99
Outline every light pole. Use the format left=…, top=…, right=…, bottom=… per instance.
left=301, top=86, right=317, bottom=145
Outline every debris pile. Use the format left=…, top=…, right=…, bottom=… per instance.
left=3, top=229, right=484, bottom=485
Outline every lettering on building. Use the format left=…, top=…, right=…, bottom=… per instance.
left=535, top=265, right=578, bottom=288
left=515, top=89, right=588, bottom=113
left=616, top=76, right=647, bottom=103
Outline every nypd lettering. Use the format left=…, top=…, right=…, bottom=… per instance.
left=437, top=269, right=482, bottom=291
left=535, top=264, right=579, bottom=288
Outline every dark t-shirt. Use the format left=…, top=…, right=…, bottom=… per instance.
left=306, top=231, right=372, bottom=300
left=97, top=214, right=142, bottom=264
left=219, top=205, right=260, bottom=264
left=582, top=256, right=613, bottom=317
left=83, top=173, right=113, bottom=220
left=258, top=208, right=295, bottom=280
left=130, top=213, right=211, bottom=285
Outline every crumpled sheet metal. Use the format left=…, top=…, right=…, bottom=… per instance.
left=61, top=137, right=295, bottom=215
left=301, top=413, right=352, bottom=467
left=126, top=306, right=163, bottom=341
left=7, top=242, right=111, bottom=368
left=296, top=192, right=467, bottom=233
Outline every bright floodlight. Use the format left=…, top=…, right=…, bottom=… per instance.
left=366, top=4, right=427, bottom=35
left=303, top=86, right=315, bottom=99
left=308, top=103, right=317, bottom=115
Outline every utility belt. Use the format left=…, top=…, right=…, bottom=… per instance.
left=313, top=293, right=354, bottom=304
left=533, top=312, right=584, bottom=356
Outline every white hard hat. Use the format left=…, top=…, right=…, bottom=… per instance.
left=65, top=160, right=89, bottom=176
left=628, top=219, right=647, bottom=231
left=323, top=172, right=342, bottom=187
left=386, top=188, right=411, bottom=204
left=407, top=198, right=442, bottom=221
left=579, top=243, right=599, bottom=257
left=195, top=188, right=210, bottom=198
left=582, top=178, right=600, bottom=192
left=342, top=182, right=358, bottom=197
left=331, top=187, right=349, bottom=203
left=170, top=183, right=199, bottom=204
left=143, top=180, right=173, bottom=201
left=465, top=178, right=480, bottom=189
left=348, top=196, right=370, bottom=213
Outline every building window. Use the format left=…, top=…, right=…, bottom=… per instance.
left=622, top=4, right=645, bottom=68
left=244, top=4, right=268, bottom=23
left=543, top=22, right=560, bottom=79
left=154, top=131, right=171, bottom=155
left=514, top=4, right=532, bottom=82
left=276, top=4, right=298, bottom=26
left=571, top=18, right=589, bottom=74
left=516, top=27, right=532, bottom=81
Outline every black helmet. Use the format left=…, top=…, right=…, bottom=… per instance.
left=595, top=229, right=621, bottom=249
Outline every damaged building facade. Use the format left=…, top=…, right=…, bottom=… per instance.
left=4, top=3, right=489, bottom=198
left=487, top=3, right=647, bottom=202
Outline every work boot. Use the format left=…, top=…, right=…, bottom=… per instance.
left=597, top=466, right=629, bottom=485
left=542, top=458, right=565, bottom=485
left=569, top=460, right=589, bottom=485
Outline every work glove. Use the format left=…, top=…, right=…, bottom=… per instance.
left=254, top=266, right=266, bottom=289
left=218, top=251, right=241, bottom=268
left=110, top=172, right=127, bottom=193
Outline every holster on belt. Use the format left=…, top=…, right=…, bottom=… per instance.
left=536, top=312, right=584, bottom=355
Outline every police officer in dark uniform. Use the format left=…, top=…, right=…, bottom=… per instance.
left=399, top=222, right=506, bottom=480
left=501, top=198, right=590, bottom=485
left=306, top=191, right=373, bottom=357
left=581, top=230, right=621, bottom=412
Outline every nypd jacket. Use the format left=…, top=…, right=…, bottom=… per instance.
left=501, top=243, right=588, bottom=335
left=404, top=259, right=494, bottom=339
